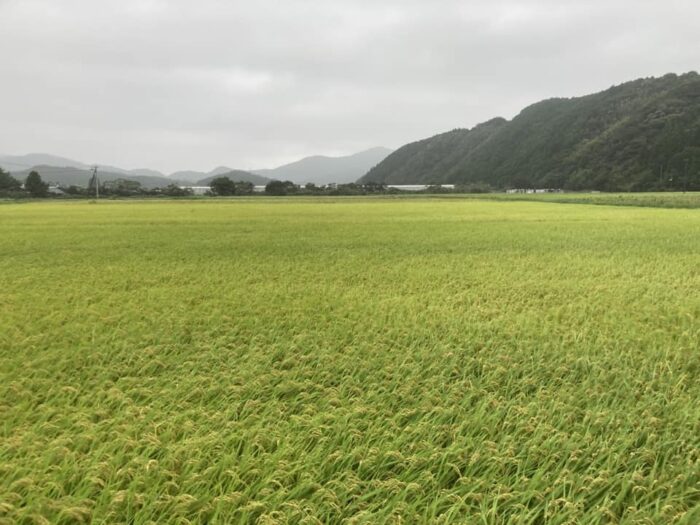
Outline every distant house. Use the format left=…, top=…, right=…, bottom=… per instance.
left=180, top=185, right=267, bottom=195
left=506, top=188, right=562, bottom=194
left=180, top=186, right=210, bottom=195
left=48, top=186, right=65, bottom=195
left=386, top=184, right=455, bottom=192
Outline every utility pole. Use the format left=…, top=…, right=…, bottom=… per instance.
left=90, top=166, right=99, bottom=199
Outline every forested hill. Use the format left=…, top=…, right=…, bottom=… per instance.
left=196, top=170, right=270, bottom=186
left=361, top=72, right=700, bottom=191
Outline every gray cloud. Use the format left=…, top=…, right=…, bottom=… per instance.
left=1, top=0, right=698, bottom=172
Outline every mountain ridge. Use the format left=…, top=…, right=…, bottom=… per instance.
left=361, top=72, right=700, bottom=191
left=1, top=147, right=392, bottom=187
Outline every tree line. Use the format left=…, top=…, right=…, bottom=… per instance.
left=1, top=169, right=482, bottom=199
left=0, top=168, right=195, bottom=198
left=200, top=177, right=484, bottom=196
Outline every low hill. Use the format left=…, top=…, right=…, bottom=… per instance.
left=12, top=166, right=177, bottom=189
left=196, top=170, right=270, bottom=186
left=172, top=166, right=258, bottom=183
left=6, top=161, right=265, bottom=189
left=254, top=147, right=392, bottom=185
left=361, top=72, right=700, bottom=191
left=0, top=154, right=245, bottom=183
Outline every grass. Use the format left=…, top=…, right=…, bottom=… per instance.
left=1, top=197, right=699, bottom=524
left=462, top=191, right=700, bottom=209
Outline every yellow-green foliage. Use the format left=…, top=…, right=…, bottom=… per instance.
left=1, top=198, right=699, bottom=524
left=466, top=192, right=700, bottom=209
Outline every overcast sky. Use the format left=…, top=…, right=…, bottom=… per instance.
left=1, top=0, right=698, bottom=173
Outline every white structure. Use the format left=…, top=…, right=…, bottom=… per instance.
left=387, top=185, right=455, bottom=191
left=181, top=185, right=268, bottom=195
left=506, top=188, right=563, bottom=194
left=180, top=186, right=210, bottom=195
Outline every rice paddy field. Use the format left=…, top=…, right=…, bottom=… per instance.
left=1, top=197, right=699, bottom=524
left=466, top=192, right=700, bottom=209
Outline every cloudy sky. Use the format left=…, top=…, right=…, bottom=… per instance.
left=1, top=0, right=698, bottom=173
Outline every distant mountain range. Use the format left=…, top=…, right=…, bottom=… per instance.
left=0, top=154, right=255, bottom=188
left=361, top=72, right=700, bottom=191
left=252, top=147, right=393, bottom=185
left=0, top=153, right=89, bottom=172
left=0, top=147, right=393, bottom=188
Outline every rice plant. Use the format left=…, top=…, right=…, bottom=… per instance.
left=1, top=198, right=699, bottom=524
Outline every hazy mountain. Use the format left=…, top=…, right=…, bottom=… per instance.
left=0, top=153, right=88, bottom=172
left=0, top=155, right=258, bottom=186
left=0, top=154, right=170, bottom=178
left=10, top=163, right=266, bottom=190
left=197, top=170, right=270, bottom=186
left=1, top=148, right=394, bottom=188
left=170, top=170, right=210, bottom=183
left=11, top=166, right=178, bottom=189
left=208, top=166, right=236, bottom=177
left=169, top=166, right=238, bottom=183
left=361, top=72, right=700, bottom=191
left=254, top=147, right=393, bottom=185
left=105, top=167, right=167, bottom=178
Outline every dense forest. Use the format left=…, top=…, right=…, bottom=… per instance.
left=361, top=72, right=700, bottom=191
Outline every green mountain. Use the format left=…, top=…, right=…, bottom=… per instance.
left=361, top=72, right=700, bottom=191
left=196, top=170, right=270, bottom=186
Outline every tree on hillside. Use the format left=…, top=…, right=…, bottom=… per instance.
left=0, top=168, right=22, bottom=192
left=210, top=176, right=237, bottom=196
left=25, top=171, right=49, bottom=197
